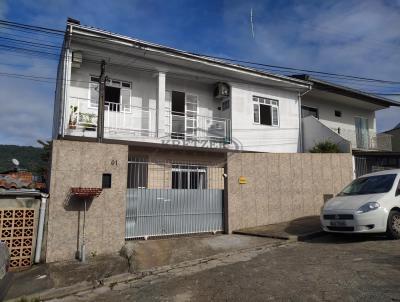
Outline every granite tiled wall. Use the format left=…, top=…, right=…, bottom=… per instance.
left=226, top=152, right=353, bottom=232
left=46, top=140, right=128, bottom=262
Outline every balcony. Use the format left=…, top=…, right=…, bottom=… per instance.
left=66, top=97, right=231, bottom=146
left=329, top=127, right=392, bottom=151
left=302, top=116, right=392, bottom=153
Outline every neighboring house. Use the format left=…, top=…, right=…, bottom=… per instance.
left=52, top=20, right=312, bottom=154
left=383, top=122, right=400, bottom=152
left=0, top=169, right=45, bottom=191
left=292, top=75, right=400, bottom=153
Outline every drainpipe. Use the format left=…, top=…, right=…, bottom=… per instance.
left=298, top=85, right=312, bottom=152
left=35, top=193, right=49, bottom=263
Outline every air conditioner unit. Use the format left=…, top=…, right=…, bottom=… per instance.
left=214, top=82, right=230, bottom=99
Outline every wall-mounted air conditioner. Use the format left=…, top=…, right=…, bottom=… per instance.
left=214, top=82, right=230, bottom=99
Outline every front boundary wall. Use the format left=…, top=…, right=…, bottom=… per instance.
left=226, top=153, right=353, bottom=232
left=46, top=140, right=128, bottom=262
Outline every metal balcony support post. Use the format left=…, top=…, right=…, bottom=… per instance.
left=157, top=71, right=166, bottom=138
left=97, top=60, right=106, bottom=142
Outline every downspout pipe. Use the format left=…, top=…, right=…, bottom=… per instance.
left=298, top=85, right=313, bottom=152
left=35, top=193, right=49, bottom=263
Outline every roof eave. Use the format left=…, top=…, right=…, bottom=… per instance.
left=293, top=74, right=400, bottom=108
left=68, top=23, right=312, bottom=90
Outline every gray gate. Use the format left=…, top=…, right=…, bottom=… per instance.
left=125, top=158, right=224, bottom=239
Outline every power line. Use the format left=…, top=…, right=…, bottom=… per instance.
left=0, top=20, right=64, bottom=34
left=0, top=19, right=399, bottom=92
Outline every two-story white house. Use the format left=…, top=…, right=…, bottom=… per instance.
left=46, top=19, right=399, bottom=261
left=52, top=20, right=312, bottom=157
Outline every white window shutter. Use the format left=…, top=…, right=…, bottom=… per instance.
left=186, top=94, right=198, bottom=105
left=90, top=82, right=99, bottom=107
left=121, top=88, right=131, bottom=112
left=165, top=90, right=171, bottom=111
left=272, top=107, right=279, bottom=126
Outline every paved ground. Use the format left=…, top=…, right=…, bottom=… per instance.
left=51, top=234, right=400, bottom=302
left=128, top=234, right=274, bottom=271
left=234, top=215, right=322, bottom=240
left=6, top=234, right=275, bottom=300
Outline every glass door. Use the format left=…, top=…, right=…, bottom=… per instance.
left=355, top=117, right=369, bottom=149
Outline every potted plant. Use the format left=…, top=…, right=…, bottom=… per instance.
left=69, top=106, right=78, bottom=129
left=79, top=113, right=97, bottom=131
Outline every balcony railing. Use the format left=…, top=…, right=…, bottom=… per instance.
left=165, top=110, right=231, bottom=143
left=66, top=97, right=231, bottom=144
left=329, top=127, right=392, bottom=151
left=67, top=97, right=157, bottom=138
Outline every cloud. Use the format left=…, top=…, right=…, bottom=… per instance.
left=0, top=0, right=399, bottom=145
left=0, top=1, right=8, bottom=19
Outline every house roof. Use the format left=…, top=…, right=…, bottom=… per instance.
left=66, top=20, right=311, bottom=90
left=292, top=74, right=400, bottom=108
left=0, top=188, right=46, bottom=197
left=0, top=175, right=31, bottom=190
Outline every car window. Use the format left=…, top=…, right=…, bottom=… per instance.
left=339, top=174, right=397, bottom=196
left=397, top=178, right=400, bottom=196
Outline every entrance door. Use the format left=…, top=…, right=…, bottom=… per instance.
left=355, top=117, right=369, bottom=149
left=171, top=91, right=185, bottom=139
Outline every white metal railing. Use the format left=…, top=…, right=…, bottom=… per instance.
left=66, top=97, right=157, bottom=138
left=165, top=110, right=231, bottom=143
left=66, top=97, right=231, bottom=143
left=329, top=127, right=392, bottom=151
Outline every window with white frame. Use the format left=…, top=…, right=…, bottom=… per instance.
left=89, top=76, right=132, bottom=112
left=253, top=96, right=279, bottom=126
left=172, top=165, right=207, bottom=189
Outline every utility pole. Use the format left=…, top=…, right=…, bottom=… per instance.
left=97, top=60, right=106, bottom=142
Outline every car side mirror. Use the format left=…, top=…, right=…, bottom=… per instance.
left=396, top=188, right=400, bottom=197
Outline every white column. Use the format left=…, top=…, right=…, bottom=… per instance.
left=61, top=49, right=72, bottom=137
left=157, top=71, right=166, bottom=138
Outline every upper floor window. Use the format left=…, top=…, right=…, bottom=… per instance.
left=253, top=96, right=279, bottom=126
left=89, top=76, right=132, bottom=112
left=301, top=106, right=319, bottom=119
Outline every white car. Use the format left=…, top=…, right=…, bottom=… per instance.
left=321, top=169, right=400, bottom=238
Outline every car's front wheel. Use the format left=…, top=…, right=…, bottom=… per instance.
left=386, top=210, right=400, bottom=239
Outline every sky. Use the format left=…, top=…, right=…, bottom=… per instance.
left=0, top=0, right=399, bottom=146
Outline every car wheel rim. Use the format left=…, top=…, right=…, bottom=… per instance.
left=392, top=214, right=400, bottom=234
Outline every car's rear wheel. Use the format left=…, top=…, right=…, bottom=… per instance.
left=386, top=210, right=400, bottom=239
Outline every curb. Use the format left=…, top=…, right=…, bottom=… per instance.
left=6, top=240, right=292, bottom=301
left=233, top=230, right=326, bottom=241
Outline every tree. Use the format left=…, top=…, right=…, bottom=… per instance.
left=309, top=141, right=340, bottom=153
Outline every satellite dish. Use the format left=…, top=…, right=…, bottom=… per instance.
left=12, top=158, right=20, bottom=166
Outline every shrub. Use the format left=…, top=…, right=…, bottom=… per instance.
left=309, top=141, right=340, bottom=153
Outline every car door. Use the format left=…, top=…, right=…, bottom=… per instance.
left=395, top=175, right=400, bottom=204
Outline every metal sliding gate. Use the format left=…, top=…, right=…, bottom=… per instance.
left=125, top=158, right=225, bottom=239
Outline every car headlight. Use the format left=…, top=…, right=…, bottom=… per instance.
left=356, top=202, right=380, bottom=214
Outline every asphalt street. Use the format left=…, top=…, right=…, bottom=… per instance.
left=53, top=234, right=400, bottom=302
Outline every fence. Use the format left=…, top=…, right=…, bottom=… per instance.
left=226, top=152, right=353, bottom=232
left=354, top=155, right=400, bottom=178
left=125, top=157, right=225, bottom=239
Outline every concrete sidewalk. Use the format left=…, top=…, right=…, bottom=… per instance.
left=233, top=216, right=324, bottom=241
left=5, top=234, right=281, bottom=301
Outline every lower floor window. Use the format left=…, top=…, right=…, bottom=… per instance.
left=172, top=165, right=207, bottom=189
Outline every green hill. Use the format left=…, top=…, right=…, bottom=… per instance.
left=0, top=145, right=46, bottom=174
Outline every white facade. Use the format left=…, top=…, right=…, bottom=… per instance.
left=53, top=23, right=310, bottom=153
left=231, top=83, right=300, bottom=152
left=301, top=89, right=391, bottom=151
